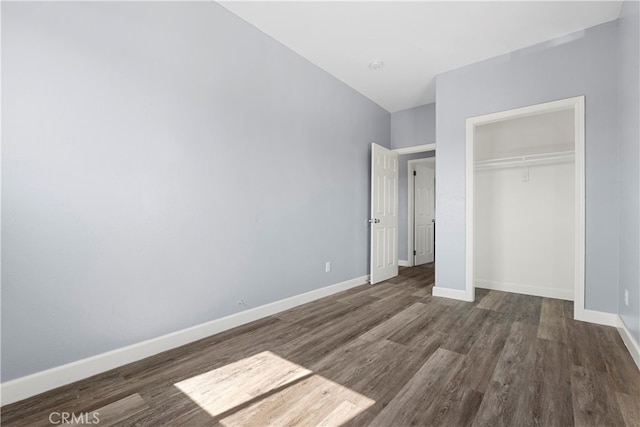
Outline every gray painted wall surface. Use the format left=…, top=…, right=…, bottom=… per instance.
left=435, top=21, right=620, bottom=313
left=391, top=103, right=436, bottom=149
left=398, top=152, right=436, bottom=262
left=391, top=104, right=436, bottom=262
left=1, top=2, right=389, bottom=381
left=617, top=0, right=640, bottom=343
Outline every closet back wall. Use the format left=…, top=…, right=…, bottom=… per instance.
left=475, top=164, right=575, bottom=298
left=474, top=110, right=576, bottom=299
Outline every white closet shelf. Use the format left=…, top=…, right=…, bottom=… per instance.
left=475, top=150, right=575, bottom=169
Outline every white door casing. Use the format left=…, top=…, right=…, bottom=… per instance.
left=414, top=164, right=435, bottom=265
left=370, top=143, right=398, bottom=284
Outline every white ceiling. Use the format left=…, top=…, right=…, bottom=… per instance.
left=220, top=1, right=622, bottom=113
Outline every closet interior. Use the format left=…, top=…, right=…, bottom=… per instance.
left=473, top=108, right=576, bottom=300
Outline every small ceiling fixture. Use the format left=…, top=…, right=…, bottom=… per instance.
left=368, top=60, right=384, bottom=71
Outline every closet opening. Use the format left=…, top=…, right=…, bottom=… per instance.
left=465, top=96, right=585, bottom=319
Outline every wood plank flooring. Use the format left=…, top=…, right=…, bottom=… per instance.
left=2, top=265, right=639, bottom=426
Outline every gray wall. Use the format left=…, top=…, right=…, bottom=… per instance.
left=390, top=104, right=436, bottom=262
left=617, top=0, right=640, bottom=342
left=391, top=103, right=436, bottom=150
left=435, top=21, right=620, bottom=313
left=1, top=2, right=390, bottom=381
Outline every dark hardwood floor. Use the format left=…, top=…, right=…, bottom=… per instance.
left=2, top=265, right=639, bottom=426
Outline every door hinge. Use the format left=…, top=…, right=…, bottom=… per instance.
left=413, top=250, right=417, bottom=255
left=413, top=171, right=417, bottom=176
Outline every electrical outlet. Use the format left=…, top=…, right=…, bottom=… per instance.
left=325, top=261, right=331, bottom=273
left=624, top=289, right=629, bottom=306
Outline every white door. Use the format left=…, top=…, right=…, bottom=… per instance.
left=414, top=164, right=435, bottom=265
left=370, top=143, right=398, bottom=284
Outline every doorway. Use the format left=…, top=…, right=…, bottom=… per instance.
left=370, top=143, right=436, bottom=284
left=465, top=96, right=585, bottom=318
left=393, top=144, right=436, bottom=268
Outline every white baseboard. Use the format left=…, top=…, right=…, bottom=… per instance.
left=398, top=260, right=411, bottom=267
left=574, top=308, right=620, bottom=326
left=432, top=285, right=474, bottom=302
left=475, top=280, right=573, bottom=301
left=617, top=316, right=640, bottom=370
left=0, top=275, right=369, bottom=406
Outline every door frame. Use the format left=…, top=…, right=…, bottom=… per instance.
left=465, top=96, right=585, bottom=318
left=394, top=143, right=436, bottom=155
left=407, top=157, right=436, bottom=267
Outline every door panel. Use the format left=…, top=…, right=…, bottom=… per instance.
left=414, top=164, right=435, bottom=265
left=370, top=143, right=398, bottom=284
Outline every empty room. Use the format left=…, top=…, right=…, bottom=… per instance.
left=2, top=1, right=639, bottom=426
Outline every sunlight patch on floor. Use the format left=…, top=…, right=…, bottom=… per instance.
left=174, top=351, right=375, bottom=426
